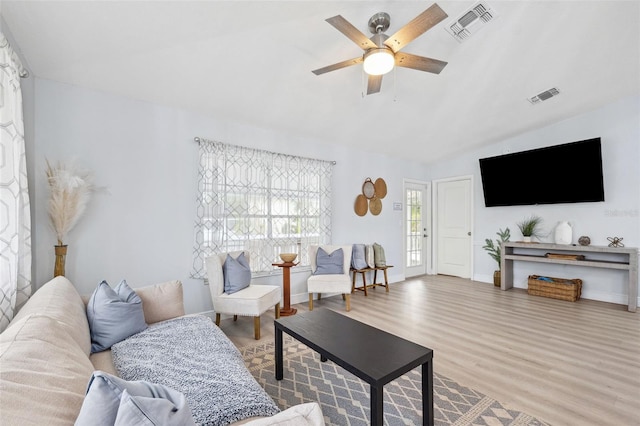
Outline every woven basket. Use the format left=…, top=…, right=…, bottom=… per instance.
left=527, top=275, right=582, bottom=302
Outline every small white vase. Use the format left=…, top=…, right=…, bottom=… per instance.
left=554, top=221, right=572, bottom=245
left=522, top=236, right=532, bottom=243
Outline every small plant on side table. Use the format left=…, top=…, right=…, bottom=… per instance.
left=483, top=228, right=511, bottom=287
left=517, top=215, right=544, bottom=242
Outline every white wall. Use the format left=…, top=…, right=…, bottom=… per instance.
left=31, top=78, right=429, bottom=314
left=428, top=95, right=640, bottom=306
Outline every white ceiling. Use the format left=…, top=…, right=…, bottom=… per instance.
left=3, top=1, right=639, bottom=165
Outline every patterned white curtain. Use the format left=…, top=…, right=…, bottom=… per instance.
left=0, top=33, right=32, bottom=332
left=192, top=139, right=333, bottom=279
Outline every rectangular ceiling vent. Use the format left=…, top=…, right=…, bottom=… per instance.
left=528, top=88, right=561, bottom=105
left=446, top=1, right=497, bottom=42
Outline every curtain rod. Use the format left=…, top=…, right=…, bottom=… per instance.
left=193, top=137, right=337, bottom=165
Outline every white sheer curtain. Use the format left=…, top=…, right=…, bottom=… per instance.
left=0, top=33, right=32, bottom=332
left=191, top=139, right=333, bottom=279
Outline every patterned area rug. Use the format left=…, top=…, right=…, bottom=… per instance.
left=239, top=336, right=549, bottom=426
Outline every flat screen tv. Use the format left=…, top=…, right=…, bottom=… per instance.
left=479, top=138, right=605, bottom=207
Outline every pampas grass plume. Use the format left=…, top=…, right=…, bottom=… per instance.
left=46, top=159, right=95, bottom=245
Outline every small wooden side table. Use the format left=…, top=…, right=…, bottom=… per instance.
left=272, top=262, right=297, bottom=316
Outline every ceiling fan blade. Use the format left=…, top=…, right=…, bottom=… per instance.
left=384, top=3, right=448, bottom=52
left=367, top=75, right=383, bottom=95
left=395, top=52, right=448, bottom=74
left=312, top=57, right=363, bottom=75
left=326, top=15, right=378, bottom=50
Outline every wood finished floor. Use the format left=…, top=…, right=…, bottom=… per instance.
left=221, top=275, right=640, bottom=426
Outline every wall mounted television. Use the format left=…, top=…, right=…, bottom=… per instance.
left=479, top=137, right=605, bottom=207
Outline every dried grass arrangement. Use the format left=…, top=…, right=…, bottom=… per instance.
left=45, top=159, right=95, bottom=245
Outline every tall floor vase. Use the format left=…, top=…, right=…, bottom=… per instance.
left=54, top=245, right=67, bottom=277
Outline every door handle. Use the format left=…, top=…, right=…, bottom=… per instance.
left=468, top=232, right=471, bottom=236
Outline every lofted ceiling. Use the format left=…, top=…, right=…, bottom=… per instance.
left=2, top=1, right=639, bottom=165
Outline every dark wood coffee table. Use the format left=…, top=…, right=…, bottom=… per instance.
left=275, top=309, right=434, bottom=426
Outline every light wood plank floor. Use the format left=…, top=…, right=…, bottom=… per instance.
left=221, top=275, right=640, bottom=426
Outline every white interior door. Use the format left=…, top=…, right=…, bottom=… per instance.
left=404, top=181, right=431, bottom=277
left=436, top=177, right=472, bottom=278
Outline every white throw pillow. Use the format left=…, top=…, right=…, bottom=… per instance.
left=243, top=402, right=325, bottom=426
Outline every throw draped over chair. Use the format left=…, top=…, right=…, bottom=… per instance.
left=205, top=251, right=280, bottom=339
left=307, top=245, right=353, bottom=311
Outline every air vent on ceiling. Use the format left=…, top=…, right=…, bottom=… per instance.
left=528, top=88, right=561, bottom=105
left=445, top=1, right=497, bottom=42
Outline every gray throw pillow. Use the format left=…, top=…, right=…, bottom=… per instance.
left=87, top=280, right=148, bottom=353
left=314, top=247, right=344, bottom=275
left=75, top=371, right=196, bottom=426
left=223, top=252, right=251, bottom=294
left=350, top=244, right=368, bottom=270
left=373, top=242, right=386, bottom=267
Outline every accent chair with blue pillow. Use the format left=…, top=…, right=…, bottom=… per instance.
left=307, top=245, right=353, bottom=311
left=205, top=251, right=281, bottom=340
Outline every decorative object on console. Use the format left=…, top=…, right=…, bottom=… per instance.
left=482, top=228, right=510, bottom=287
left=578, top=235, right=591, bottom=246
left=45, top=159, right=95, bottom=277
left=607, top=236, right=624, bottom=247
left=517, top=215, right=544, bottom=242
left=554, top=221, right=573, bottom=245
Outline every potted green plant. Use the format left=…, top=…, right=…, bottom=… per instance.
left=517, top=215, right=544, bottom=242
left=483, top=228, right=510, bottom=287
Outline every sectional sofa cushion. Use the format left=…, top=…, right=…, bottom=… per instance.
left=76, top=371, right=195, bottom=426
left=135, top=280, right=185, bottom=324
left=0, top=314, right=95, bottom=425
left=87, top=280, right=147, bottom=353
left=9, top=275, right=91, bottom=355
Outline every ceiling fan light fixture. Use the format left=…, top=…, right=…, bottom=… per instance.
left=363, top=48, right=395, bottom=76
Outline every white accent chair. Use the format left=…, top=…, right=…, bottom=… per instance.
left=307, top=245, right=353, bottom=311
left=205, top=251, right=280, bottom=339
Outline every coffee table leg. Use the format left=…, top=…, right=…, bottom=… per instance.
left=275, top=326, right=283, bottom=380
left=422, top=361, right=434, bottom=426
left=370, top=385, right=383, bottom=426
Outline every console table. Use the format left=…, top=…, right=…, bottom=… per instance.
left=500, top=242, right=638, bottom=312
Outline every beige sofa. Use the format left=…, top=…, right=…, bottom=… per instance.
left=0, top=276, right=323, bottom=425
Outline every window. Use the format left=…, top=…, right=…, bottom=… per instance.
left=191, top=140, right=333, bottom=279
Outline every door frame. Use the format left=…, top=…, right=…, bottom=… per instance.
left=432, top=175, right=474, bottom=278
left=403, top=179, right=432, bottom=277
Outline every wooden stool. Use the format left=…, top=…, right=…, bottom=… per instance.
left=351, top=266, right=393, bottom=296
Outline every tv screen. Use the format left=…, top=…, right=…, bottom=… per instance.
left=479, top=138, right=605, bottom=207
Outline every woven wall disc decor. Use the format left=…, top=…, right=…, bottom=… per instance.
left=355, top=177, right=387, bottom=216
left=374, top=178, right=387, bottom=199
left=369, top=197, right=382, bottom=215
left=354, top=194, right=368, bottom=216
left=362, top=178, right=375, bottom=199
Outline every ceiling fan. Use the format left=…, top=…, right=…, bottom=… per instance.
left=312, top=3, right=449, bottom=95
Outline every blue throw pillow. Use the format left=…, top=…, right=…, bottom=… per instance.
left=314, top=247, right=344, bottom=275
left=75, top=371, right=196, bottom=426
left=223, top=252, right=251, bottom=294
left=87, top=280, right=148, bottom=353
left=351, top=244, right=368, bottom=270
